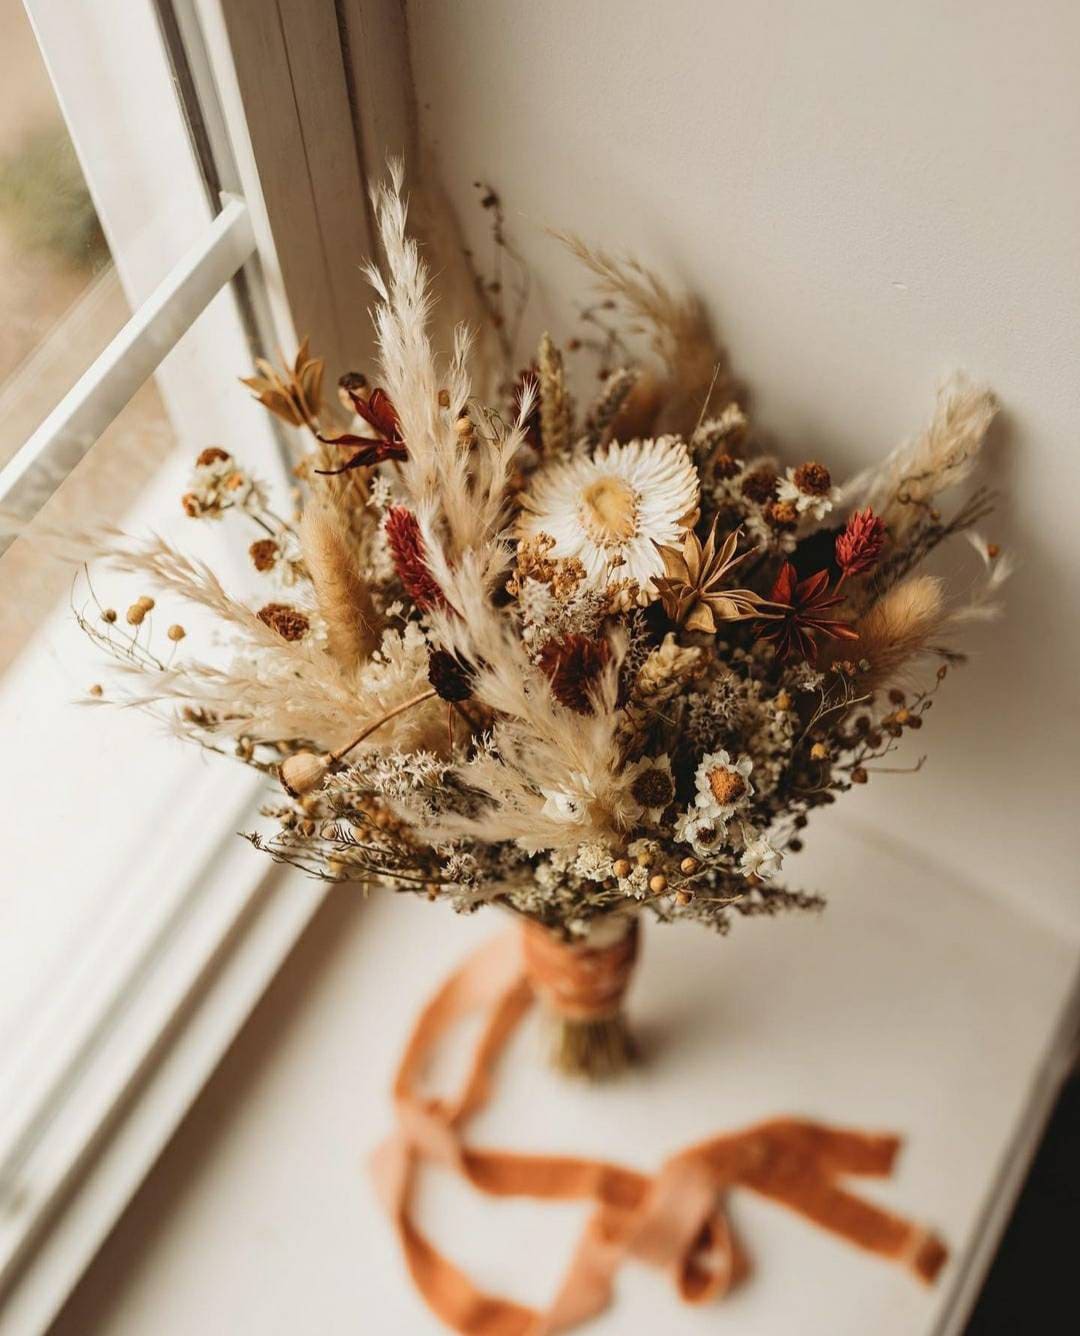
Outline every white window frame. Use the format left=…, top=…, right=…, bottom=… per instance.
left=0, top=3, right=384, bottom=1330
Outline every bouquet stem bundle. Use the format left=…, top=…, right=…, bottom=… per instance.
left=521, top=915, right=639, bottom=1077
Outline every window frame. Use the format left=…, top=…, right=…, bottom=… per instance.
left=0, top=2, right=383, bottom=1327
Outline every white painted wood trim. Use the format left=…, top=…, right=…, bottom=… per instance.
left=0, top=197, right=255, bottom=552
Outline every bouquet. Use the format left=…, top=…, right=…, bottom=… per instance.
left=79, top=166, right=1008, bottom=1076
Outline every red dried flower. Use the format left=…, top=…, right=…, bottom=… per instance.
left=835, top=507, right=886, bottom=576
left=755, top=563, right=858, bottom=664
left=315, top=387, right=408, bottom=475
left=384, top=507, right=447, bottom=612
left=536, top=634, right=612, bottom=714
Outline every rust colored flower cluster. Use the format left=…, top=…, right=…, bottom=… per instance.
left=257, top=603, right=310, bottom=641
left=835, top=507, right=886, bottom=576
left=385, top=507, right=447, bottom=612
left=537, top=634, right=612, bottom=714
left=756, top=564, right=858, bottom=664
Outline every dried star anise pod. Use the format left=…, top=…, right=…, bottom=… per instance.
left=653, top=520, right=765, bottom=633
left=240, top=337, right=324, bottom=430
left=754, top=563, right=858, bottom=664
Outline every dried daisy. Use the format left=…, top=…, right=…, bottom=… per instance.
left=518, top=437, right=698, bottom=598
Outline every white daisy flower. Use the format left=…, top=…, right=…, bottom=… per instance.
left=776, top=462, right=839, bottom=521
left=518, top=437, right=698, bottom=601
left=693, top=750, right=754, bottom=822
left=621, top=753, right=675, bottom=823
left=739, top=835, right=783, bottom=879
left=538, top=771, right=594, bottom=827
left=674, top=806, right=726, bottom=858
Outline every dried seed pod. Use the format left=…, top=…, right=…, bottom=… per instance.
left=167, top=624, right=186, bottom=642
left=279, top=751, right=330, bottom=797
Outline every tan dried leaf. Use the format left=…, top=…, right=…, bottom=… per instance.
left=652, top=520, right=763, bottom=632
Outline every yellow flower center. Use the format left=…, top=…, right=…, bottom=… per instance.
left=580, top=475, right=638, bottom=545
left=708, top=769, right=745, bottom=806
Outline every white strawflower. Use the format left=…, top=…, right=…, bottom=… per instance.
left=674, top=806, right=724, bottom=858
left=739, top=835, right=783, bottom=879
left=693, top=750, right=754, bottom=822
left=518, top=437, right=698, bottom=600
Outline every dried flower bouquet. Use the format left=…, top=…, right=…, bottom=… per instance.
left=79, top=166, right=1008, bottom=1075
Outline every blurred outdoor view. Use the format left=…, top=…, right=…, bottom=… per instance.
left=0, top=0, right=172, bottom=669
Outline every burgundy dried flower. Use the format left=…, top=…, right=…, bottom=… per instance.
left=755, top=563, right=858, bottom=664
left=835, top=507, right=887, bottom=577
left=536, top=634, right=612, bottom=714
left=384, top=507, right=447, bottom=612
left=257, top=602, right=309, bottom=641
left=427, top=649, right=475, bottom=702
left=316, top=387, right=408, bottom=475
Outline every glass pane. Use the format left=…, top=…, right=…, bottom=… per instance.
left=0, top=290, right=275, bottom=1077
left=0, top=0, right=204, bottom=471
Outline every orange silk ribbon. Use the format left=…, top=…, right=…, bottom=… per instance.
left=369, top=930, right=947, bottom=1335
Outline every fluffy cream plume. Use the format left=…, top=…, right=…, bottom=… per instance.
left=300, top=503, right=380, bottom=670
left=854, top=576, right=946, bottom=693
left=843, top=376, right=997, bottom=536
left=553, top=231, right=730, bottom=436
left=106, top=621, right=440, bottom=756
left=364, top=161, right=531, bottom=573
left=418, top=552, right=636, bottom=852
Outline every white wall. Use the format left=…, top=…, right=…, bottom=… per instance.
left=406, top=0, right=1080, bottom=935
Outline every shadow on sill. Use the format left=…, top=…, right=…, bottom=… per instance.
left=965, top=1071, right=1080, bottom=1333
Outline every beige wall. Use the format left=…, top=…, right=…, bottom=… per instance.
left=407, top=0, right=1080, bottom=935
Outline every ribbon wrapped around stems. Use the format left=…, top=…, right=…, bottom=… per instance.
left=370, top=929, right=947, bottom=1335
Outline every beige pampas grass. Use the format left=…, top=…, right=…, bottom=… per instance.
left=364, top=161, right=532, bottom=574
left=846, top=375, right=997, bottom=536
left=553, top=232, right=731, bottom=436
left=854, top=576, right=946, bottom=693
left=300, top=504, right=379, bottom=670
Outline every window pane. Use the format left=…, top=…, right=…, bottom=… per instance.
left=0, top=289, right=278, bottom=1085
left=0, top=0, right=209, bottom=471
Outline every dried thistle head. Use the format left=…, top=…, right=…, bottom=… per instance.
left=241, top=337, right=324, bottom=430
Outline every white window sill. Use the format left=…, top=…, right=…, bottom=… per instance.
left=40, top=814, right=1080, bottom=1336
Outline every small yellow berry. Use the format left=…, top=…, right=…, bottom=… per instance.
left=125, top=603, right=147, bottom=626
left=894, top=707, right=911, bottom=725
left=648, top=874, right=668, bottom=894
left=88, top=683, right=103, bottom=697
left=612, top=858, right=632, bottom=879
left=775, top=689, right=792, bottom=711
left=674, top=889, right=693, bottom=906
left=679, top=856, right=698, bottom=875
left=167, top=624, right=186, bottom=642
left=136, top=595, right=155, bottom=611
left=810, top=742, right=829, bottom=761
